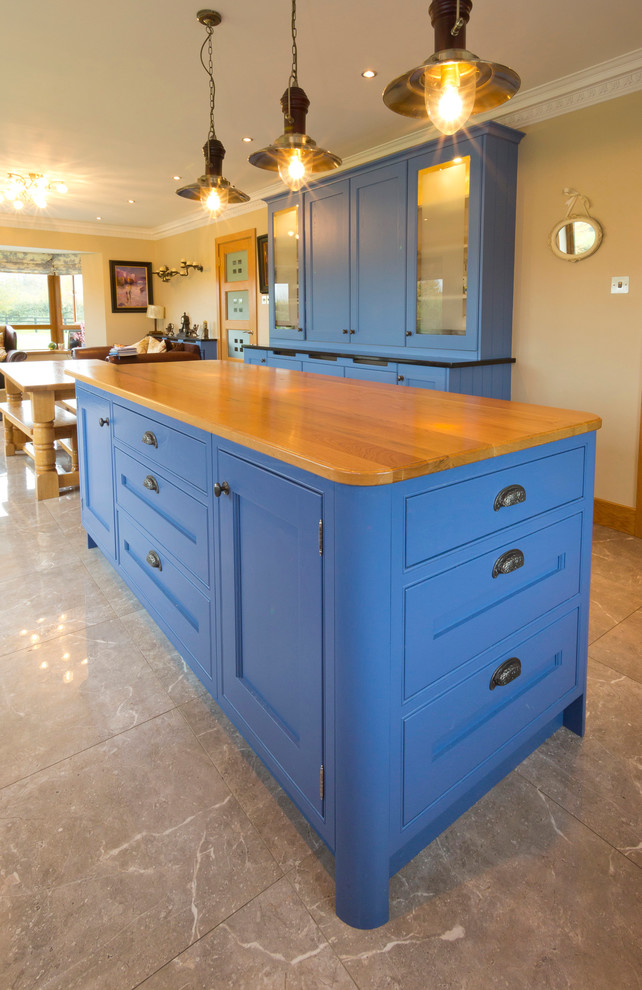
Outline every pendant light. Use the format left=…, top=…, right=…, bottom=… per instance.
left=249, top=0, right=341, bottom=191
left=383, top=0, right=520, bottom=136
left=177, top=10, right=249, bottom=217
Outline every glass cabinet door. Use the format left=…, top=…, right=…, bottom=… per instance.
left=415, top=157, right=469, bottom=338
left=271, top=203, right=303, bottom=339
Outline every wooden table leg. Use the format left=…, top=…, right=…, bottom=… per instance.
left=3, top=379, right=24, bottom=456
left=30, top=390, right=60, bottom=500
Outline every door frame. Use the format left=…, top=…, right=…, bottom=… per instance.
left=215, top=229, right=257, bottom=361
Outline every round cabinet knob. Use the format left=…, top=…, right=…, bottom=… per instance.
left=342, top=329, right=349, bottom=335
left=145, top=550, right=162, bottom=571
left=143, top=475, right=159, bottom=493
left=349, top=329, right=356, bottom=335
left=297, top=327, right=303, bottom=332
left=214, top=481, right=231, bottom=497
left=142, top=431, right=158, bottom=448
left=397, top=375, right=405, bottom=382
left=261, top=358, right=266, bottom=363
left=98, top=417, right=109, bottom=427
left=406, top=331, right=413, bottom=337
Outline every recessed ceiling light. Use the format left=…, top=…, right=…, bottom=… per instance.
left=242, top=137, right=253, bottom=143
left=172, top=175, right=181, bottom=181
left=128, top=199, right=135, bottom=204
left=96, top=216, right=102, bottom=220
left=361, top=69, right=377, bottom=79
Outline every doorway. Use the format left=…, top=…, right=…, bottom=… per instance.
left=215, top=230, right=257, bottom=361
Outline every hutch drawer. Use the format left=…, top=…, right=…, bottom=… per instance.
left=113, top=403, right=208, bottom=492
left=114, top=446, right=210, bottom=587
left=404, top=443, right=586, bottom=567
left=118, top=512, right=212, bottom=678
left=402, top=608, right=579, bottom=825
left=403, top=512, right=582, bottom=699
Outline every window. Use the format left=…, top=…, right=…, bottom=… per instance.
left=0, top=271, right=84, bottom=350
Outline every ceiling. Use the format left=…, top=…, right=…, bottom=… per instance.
left=1, top=0, right=641, bottom=233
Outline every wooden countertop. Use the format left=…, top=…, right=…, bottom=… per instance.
left=66, top=361, right=601, bottom=486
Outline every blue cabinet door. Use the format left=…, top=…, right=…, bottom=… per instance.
left=217, top=450, right=325, bottom=822
left=350, top=162, right=407, bottom=346
left=76, top=386, right=116, bottom=559
left=305, top=179, right=350, bottom=342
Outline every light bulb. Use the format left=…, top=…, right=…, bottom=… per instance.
left=13, top=199, right=24, bottom=210
left=32, top=194, right=48, bottom=208
left=424, top=61, right=477, bottom=135
left=202, top=185, right=227, bottom=218
left=56, top=183, right=67, bottom=195
left=278, top=150, right=309, bottom=192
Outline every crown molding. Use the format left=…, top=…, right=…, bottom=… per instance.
left=0, top=211, right=156, bottom=240
left=149, top=193, right=274, bottom=240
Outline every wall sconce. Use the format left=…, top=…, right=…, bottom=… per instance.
left=152, top=259, right=203, bottom=282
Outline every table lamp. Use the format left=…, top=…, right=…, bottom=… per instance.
left=146, top=305, right=165, bottom=334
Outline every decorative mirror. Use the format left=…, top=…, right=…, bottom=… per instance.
left=549, top=188, right=603, bottom=262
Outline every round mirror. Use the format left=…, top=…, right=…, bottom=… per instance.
left=550, top=216, right=603, bottom=262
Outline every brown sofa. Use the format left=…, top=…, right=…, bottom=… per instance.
left=72, top=340, right=202, bottom=364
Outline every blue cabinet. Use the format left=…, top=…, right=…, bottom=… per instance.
left=264, top=123, right=523, bottom=393
left=76, top=385, right=116, bottom=560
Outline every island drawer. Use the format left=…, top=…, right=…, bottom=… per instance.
left=402, top=608, right=579, bottom=825
left=115, top=447, right=210, bottom=587
left=403, top=512, right=582, bottom=700
left=405, top=444, right=585, bottom=567
left=118, top=513, right=212, bottom=678
left=113, top=404, right=208, bottom=492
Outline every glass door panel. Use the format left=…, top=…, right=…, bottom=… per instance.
left=416, top=158, right=469, bottom=337
left=273, top=205, right=299, bottom=331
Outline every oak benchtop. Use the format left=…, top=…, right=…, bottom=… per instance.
left=66, top=361, right=601, bottom=486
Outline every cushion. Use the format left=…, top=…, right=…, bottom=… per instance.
left=0, top=346, right=6, bottom=363
left=146, top=336, right=166, bottom=354
left=0, top=326, right=5, bottom=349
left=133, top=336, right=150, bottom=354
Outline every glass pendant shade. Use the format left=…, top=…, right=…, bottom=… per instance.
left=249, top=87, right=341, bottom=191
left=383, top=0, right=520, bottom=134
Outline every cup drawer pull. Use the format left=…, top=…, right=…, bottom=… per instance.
left=494, top=484, right=526, bottom=511
left=492, top=548, right=524, bottom=578
left=143, top=475, right=159, bottom=493
left=145, top=550, right=162, bottom=571
left=142, top=431, right=158, bottom=448
left=490, top=657, right=522, bottom=690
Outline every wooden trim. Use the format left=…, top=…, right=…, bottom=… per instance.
left=47, top=275, right=63, bottom=346
left=594, top=498, right=636, bottom=535
left=636, top=394, right=642, bottom=538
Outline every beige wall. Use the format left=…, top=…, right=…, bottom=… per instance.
left=0, top=225, right=156, bottom=346
left=512, top=91, right=642, bottom=508
left=150, top=207, right=269, bottom=347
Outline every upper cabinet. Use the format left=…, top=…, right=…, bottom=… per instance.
left=266, top=123, right=523, bottom=362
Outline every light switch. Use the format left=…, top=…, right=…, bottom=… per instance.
left=611, top=276, right=629, bottom=294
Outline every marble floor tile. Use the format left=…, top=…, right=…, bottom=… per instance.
left=1, top=710, right=282, bottom=990
left=0, top=616, right=176, bottom=788
left=589, top=607, right=642, bottom=683
left=588, top=570, right=642, bottom=643
left=0, top=558, right=117, bottom=657
left=518, top=659, right=642, bottom=868
left=137, top=878, right=358, bottom=990
left=182, top=693, right=326, bottom=871
left=288, top=773, right=642, bottom=990
left=119, top=609, right=209, bottom=706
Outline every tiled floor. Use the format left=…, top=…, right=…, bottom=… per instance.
left=1, top=431, right=641, bottom=990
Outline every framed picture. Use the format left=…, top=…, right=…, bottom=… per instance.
left=109, top=260, right=153, bottom=313
left=257, top=235, right=268, bottom=294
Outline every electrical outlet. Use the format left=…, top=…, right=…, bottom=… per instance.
left=261, top=294, right=269, bottom=305
left=611, top=276, right=629, bottom=294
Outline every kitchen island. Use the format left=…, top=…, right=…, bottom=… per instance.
left=67, top=360, right=601, bottom=929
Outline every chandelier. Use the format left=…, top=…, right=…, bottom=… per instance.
left=0, top=172, right=68, bottom=210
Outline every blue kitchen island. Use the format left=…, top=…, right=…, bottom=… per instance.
left=68, top=359, right=601, bottom=929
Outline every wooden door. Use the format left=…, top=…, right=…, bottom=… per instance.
left=216, top=230, right=257, bottom=361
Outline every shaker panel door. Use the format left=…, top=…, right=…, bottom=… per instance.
left=77, top=387, right=116, bottom=559
left=305, top=179, right=350, bottom=342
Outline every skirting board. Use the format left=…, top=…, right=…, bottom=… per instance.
left=594, top=498, right=636, bottom=536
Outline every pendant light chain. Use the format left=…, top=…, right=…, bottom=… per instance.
left=286, top=0, right=298, bottom=125
left=200, top=24, right=217, bottom=144
left=451, top=0, right=464, bottom=37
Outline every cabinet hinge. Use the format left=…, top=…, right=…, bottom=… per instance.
left=318, top=519, right=323, bottom=556
left=320, top=764, right=325, bottom=800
